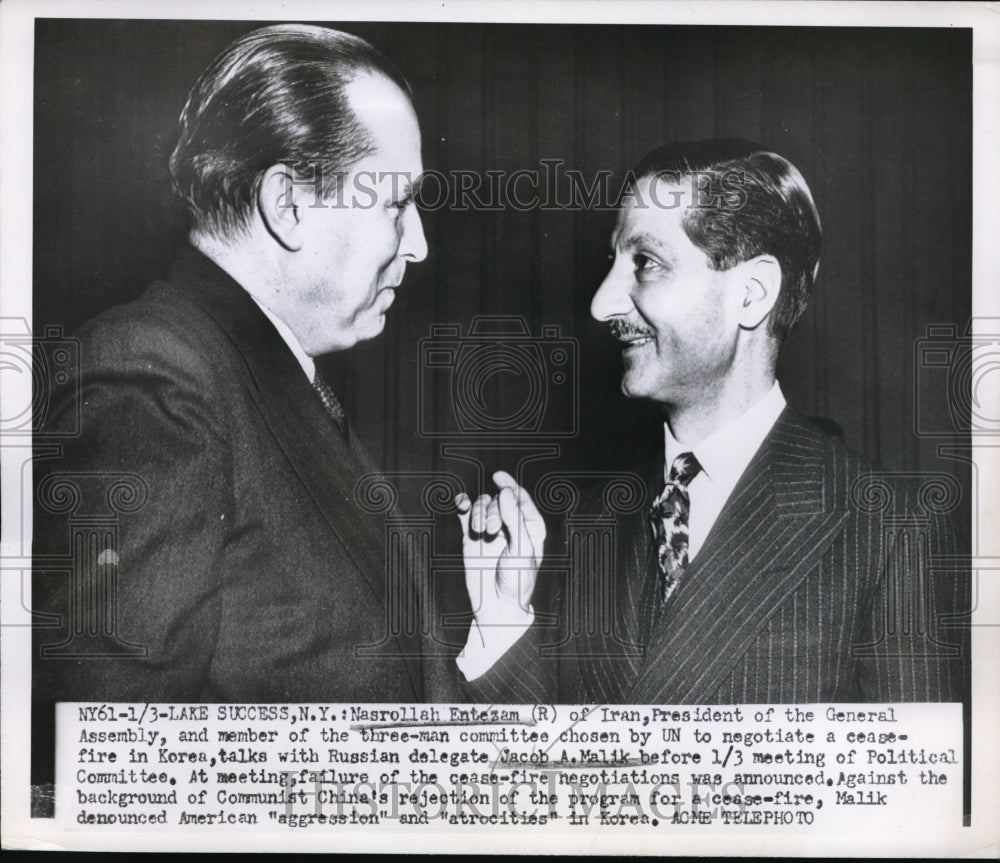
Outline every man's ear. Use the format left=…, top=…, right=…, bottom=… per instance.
left=737, top=255, right=781, bottom=330
left=257, top=164, right=304, bottom=251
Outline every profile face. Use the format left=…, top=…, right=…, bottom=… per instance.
left=293, top=73, right=428, bottom=355
left=590, top=175, right=744, bottom=409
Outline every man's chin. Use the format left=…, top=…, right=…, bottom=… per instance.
left=619, top=374, right=646, bottom=401
left=313, top=317, right=387, bottom=355
left=356, top=314, right=388, bottom=343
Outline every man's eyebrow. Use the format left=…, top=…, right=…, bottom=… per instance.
left=611, top=231, right=674, bottom=262
left=379, top=171, right=421, bottom=200
left=616, top=231, right=671, bottom=255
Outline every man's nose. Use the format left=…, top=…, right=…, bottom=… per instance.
left=590, top=263, right=632, bottom=321
left=401, top=204, right=428, bottom=263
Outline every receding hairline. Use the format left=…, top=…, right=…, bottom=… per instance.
left=341, top=69, right=420, bottom=134
left=170, top=25, right=419, bottom=241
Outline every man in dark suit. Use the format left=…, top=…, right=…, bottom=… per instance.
left=458, top=140, right=968, bottom=704
left=31, top=25, right=470, bottom=772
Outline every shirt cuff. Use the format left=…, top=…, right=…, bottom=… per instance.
left=456, top=606, right=534, bottom=681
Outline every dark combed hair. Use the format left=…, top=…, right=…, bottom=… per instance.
left=169, top=24, right=412, bottom=238
left=632, top=139, right=822, bottom=342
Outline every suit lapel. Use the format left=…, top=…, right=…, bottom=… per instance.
left=166, top=248, right=423, bottom=698
left=630, top=410, right=850, bottom=703
left=584, top=459, right=661, bottom=702
left=247, top=365, right=426, bottom=701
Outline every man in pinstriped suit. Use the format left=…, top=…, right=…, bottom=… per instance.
left=456, top=139, right=969, bottom=704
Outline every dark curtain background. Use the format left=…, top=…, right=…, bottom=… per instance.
left=33, top=19, right=972, bottom=524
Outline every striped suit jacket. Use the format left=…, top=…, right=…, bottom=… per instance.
left=468, top=408, right=969, bottom=704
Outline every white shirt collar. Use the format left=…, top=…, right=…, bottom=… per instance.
left=664, top=381, right=786, bottom=486
left=248, top=296, right=315, bottom=382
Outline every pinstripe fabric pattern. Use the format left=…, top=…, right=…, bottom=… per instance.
left=464, top=408, right=969, bottom=705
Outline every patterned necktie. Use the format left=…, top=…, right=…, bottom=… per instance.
left=312, top=372, right=347, bottom=435
left=649, top=451, right=702, bottom=604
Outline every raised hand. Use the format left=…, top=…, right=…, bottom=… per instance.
left=455, top=470, right=546, bottom=627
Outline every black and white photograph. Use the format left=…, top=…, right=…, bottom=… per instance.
left=2, top=0, right=997, bottom=855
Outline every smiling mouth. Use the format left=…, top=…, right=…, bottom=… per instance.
left=622, top=337, right=652, bottom=349
left=609, top=320, right=654, bottom=347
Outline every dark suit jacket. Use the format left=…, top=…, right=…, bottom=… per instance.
left=468, top=408, right=969, bottom=704
left=33, top=247, right=460, bottom=719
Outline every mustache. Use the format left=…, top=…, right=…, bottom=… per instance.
left=608, top=319, right=654, bottom=340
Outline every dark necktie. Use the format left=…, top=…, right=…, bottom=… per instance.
left=649, top=451, right=702, bottom=604
left=312, top=371, right=347, bottom=436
